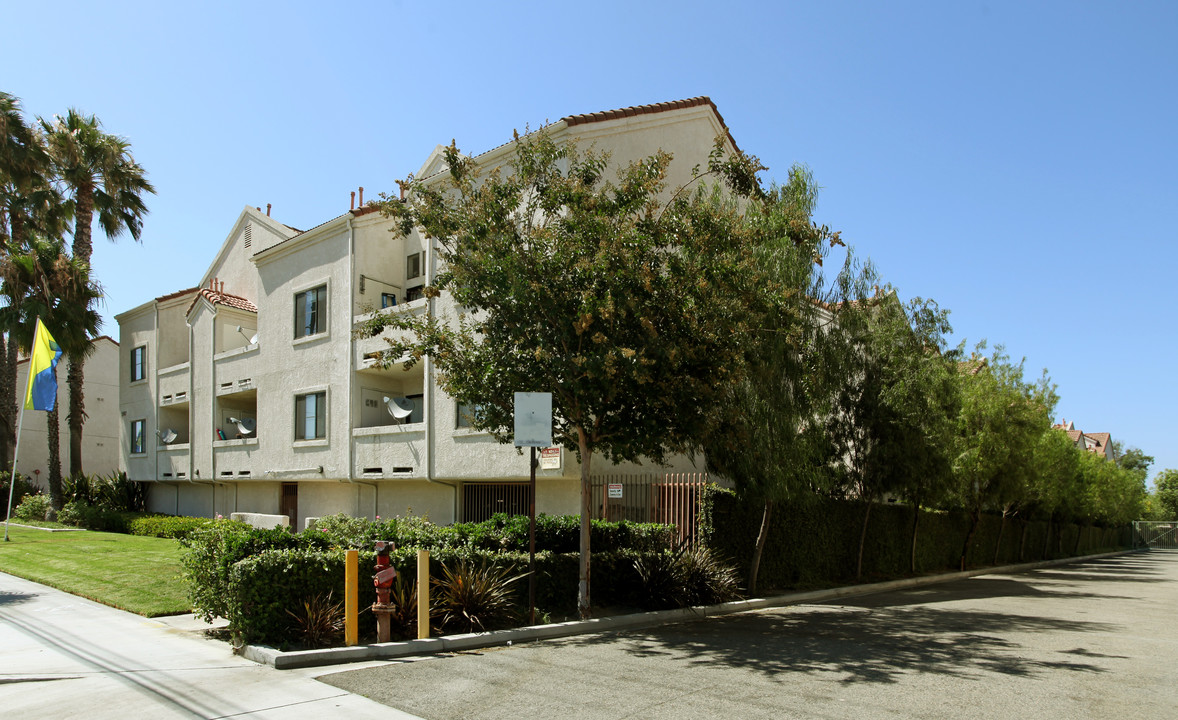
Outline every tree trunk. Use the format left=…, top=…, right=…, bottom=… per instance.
left=856, top=501, right=872, bottom=580
left=0, top=333, right=11, bottom=469
left=576, top=427, right=593, bottom=619
left=67, top=353, right=85, bottom=478
left=909, top=504, right=920, bottom=574
left=1074, top=523, right=1084, bottom=556
left=993, top=509, right=1009, bottom=566
left=1018, top=519, right=1028, bottom=562
left=960, top=508, right=980, bottom=570
left=47, top=405, right=63, bottom=512
left=69, top=184, right=95, bottom=484
left=1042, top=518, right=1052, bottom=560
left=748, top=499, right=774, bottom=595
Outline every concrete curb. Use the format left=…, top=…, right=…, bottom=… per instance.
left=246, top=548, right=1140, bottom=670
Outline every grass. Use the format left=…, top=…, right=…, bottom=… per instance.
left=0, top=526, right=191, bottom=617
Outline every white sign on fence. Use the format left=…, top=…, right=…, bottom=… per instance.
left=607, top=483, right=623, bottom=499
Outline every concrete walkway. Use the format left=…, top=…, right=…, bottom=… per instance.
left=0, top=571, right=420, bottom=720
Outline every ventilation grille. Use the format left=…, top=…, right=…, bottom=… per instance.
left=244, top=222, right=252, bottom=249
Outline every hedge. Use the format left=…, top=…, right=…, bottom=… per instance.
left=313, top=512, right=676, bottom=554
left=223, top=545, right=654, bottom=646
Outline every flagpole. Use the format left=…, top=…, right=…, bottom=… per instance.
left=4, top=402, right=30, bottom=542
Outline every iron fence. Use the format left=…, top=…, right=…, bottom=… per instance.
left=591, top=473, right=710, bottom=546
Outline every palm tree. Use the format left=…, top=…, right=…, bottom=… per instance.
left=0, top=236, right=100, bottom=510
left=1, top=92, right=66, bottom=469
left=41, top=109, right=153, bottom=479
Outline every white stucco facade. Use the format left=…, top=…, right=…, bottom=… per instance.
left=117, top=98, right=729, bottom=529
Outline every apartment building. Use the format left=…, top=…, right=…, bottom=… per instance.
left=14, top=336, right=121, bottom=489
left=117, top=97, right=729, bottom=529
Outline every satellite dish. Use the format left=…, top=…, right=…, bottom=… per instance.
left=236, top=326, right=259, bottom=345
left=250, top=334, right=258, bottom=344
left=159, top=428, right=178, bottom=444
left=228, top=417, right=256, bottom=435
left=383, top=396, right=414, bottom=420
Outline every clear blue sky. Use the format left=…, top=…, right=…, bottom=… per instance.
left=4, top=1, right=1175, bottom=483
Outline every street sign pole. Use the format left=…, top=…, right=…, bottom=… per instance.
left=514, top=391, right=552, bottom=627
left=529, top=445, right=537, bottom=625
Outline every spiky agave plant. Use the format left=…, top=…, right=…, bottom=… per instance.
left=431, top=558, right=524, bottom=634
left=286, top=591, right=344, bottom=648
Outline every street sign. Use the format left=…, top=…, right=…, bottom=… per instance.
left=513, top=392, right=552, bottom=447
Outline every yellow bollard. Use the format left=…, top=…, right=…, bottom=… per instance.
left=345, top=549, right=358, bottom=646
left=417, top=548, right=429, bottom=639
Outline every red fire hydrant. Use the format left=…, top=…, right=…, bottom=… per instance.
left=372, top=540, right=398, bottom=642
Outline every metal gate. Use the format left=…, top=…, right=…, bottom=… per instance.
left=591, top=473, right=709, bottom=545
left=1133, top=521, right=1178, bottom=550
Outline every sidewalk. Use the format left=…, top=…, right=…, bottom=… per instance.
left=0, top=571, right=419, bottom=720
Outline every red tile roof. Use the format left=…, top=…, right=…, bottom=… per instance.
left=186, top=287, right=258, bottom=316
left=155, top=286, right=200, bottom=303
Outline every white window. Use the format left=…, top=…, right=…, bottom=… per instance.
left=406, top=253, right=421, bottom=280
left=456, top=401, right=483, bottom=429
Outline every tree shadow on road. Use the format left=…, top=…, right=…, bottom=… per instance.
left=564, top=603, right=1115, bottom=685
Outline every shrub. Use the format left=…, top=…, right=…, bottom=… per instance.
left=1, top=473, right=38, bottom=517
left=13, top=493, right=51, bottom=521
left=127, top=514, right=215, bottom=539
left=431, top=558, right=525, bottom=634
left=57, top=501, right=131, bottom=532
left=286, top=591, right=344, bottom=649
left=179, top=520, right=322, bottom=622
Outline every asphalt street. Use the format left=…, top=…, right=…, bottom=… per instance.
left=321, top=552, right=1178, bottom=719
left=0, top=570, right=418, bottom=720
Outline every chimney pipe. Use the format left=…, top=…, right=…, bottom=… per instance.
left=256, top=207, right=261, bottom=211
left=266, top=203, right=271, bottom=217
left=400, top=183, right=406, bottom=201
left=359, top=186, right=364, bottom=206
left=350, top=191, right=356, bottom=210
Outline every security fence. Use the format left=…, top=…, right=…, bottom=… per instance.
left=590, top=473, right=709, bottom=545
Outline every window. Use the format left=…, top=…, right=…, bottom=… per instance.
left=406, top=253, right=421, bottom=280
left=405, top=286, right=424, bottom=302
left=295, top=391, right=327, bottom=440
left=381, top=292, right=397, bottom=309
left=294, top=285, right=327, bottom=338
left=456, top=401, right=483, bottom=429
left=130, top=346, right=146, bottom=382
left=130, top=419, right=145, bottom=454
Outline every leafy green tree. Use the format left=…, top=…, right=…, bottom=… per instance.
left=41, top=109, right=154, bottom=479
left=360, top=131, right=769, bottom=616
left=1028, top=426, right=1081, bottom=558
left=1150, top=469, right=1178, bottom=520
left=824, top=271, right=960, bottom=578
left=951, top=345, right=1052, bottom=568
left=703, top=165, right=844, bottom=593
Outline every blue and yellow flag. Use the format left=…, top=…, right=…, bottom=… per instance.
left=24, top=318, right=62, bottom=411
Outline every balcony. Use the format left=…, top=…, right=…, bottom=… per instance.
left=158, top=362, right=190, bottom=407
left=352, top=426, right=426, bottom=479
left=213, top=439, right=258, bottom=479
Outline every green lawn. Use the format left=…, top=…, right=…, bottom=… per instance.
left=0, top=526, right=191, bottom=617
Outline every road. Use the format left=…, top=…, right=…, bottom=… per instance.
left=322, top=552, right=1178, bottom=719
left=0, top=571, right=416, bottom=720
